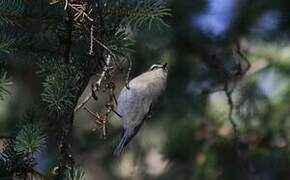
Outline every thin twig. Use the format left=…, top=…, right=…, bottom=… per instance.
left=224, top=83, right=238, bottom=144
left=84, top=106, right=103, bottom=125
left=89, top=25, right=94, bottom=55
left=74, top=55, right=112, bottom=111
left=235, top=41, right=251, bottom=73
left=64, top=0, right=68, bottom=10
left=67, top=2, right=94, bottom=22
left=91, top=29, right=125, bottom=70
left=96, top=56, right=111, bottom=87
left=93, top=37, right=116, bottom=59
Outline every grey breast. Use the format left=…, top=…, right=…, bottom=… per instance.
left=116, top=86, right=152, bottom=128
left=116, top=69, right=167, bottom=128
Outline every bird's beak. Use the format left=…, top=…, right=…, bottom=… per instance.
left=162, top=63, right=168, bottom=69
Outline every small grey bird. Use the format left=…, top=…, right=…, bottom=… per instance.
left=113, top=63, right=168, bottom=155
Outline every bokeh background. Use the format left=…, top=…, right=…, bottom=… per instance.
left=2, top=0, right=290, bottom=179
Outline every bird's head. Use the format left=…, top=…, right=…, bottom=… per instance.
left=149, top=63, right=168, bottom=72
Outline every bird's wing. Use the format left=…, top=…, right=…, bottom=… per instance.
left=116, top=87, right=152, bottom=127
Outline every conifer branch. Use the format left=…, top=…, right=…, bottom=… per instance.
left=74, top=54, right=112, bottom=111
left=0, top=0, right=172, bottom=178
left=63, top=11, right=73, bottom=64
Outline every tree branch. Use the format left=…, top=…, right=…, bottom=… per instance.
left=74, top=54, right=112, bottom=111
left=224, top=82, right=238, bottom=143
left=62, top=10, right=73, bottom=64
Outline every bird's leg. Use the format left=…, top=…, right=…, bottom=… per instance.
left=111, top=93, right=118, bottom=106
left=106, top=81, right=118, bottom=105
left=91, top=83, right=98, bottom=101
left=125, top=58, right=132, bottom=90
left=145, top=105, right=153, bottom=120
left=105, top=103, right=122, bottom=118
left=112, top=109, right=122, bottom=118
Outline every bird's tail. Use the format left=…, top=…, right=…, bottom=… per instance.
left=113, top=129, right=134, bottom=156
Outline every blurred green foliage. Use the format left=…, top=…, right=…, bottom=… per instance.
left=1, top=0, right=290, bottom=179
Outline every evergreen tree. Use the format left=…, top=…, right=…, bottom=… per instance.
left=0, top=0, right=171, bottom=179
